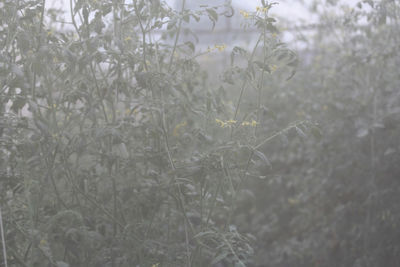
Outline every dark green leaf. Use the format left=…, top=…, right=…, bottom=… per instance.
left=254, top=61, right=271, bottom=73
left=206, top=8, right=218, bottom=22
left=211, top=251, right=230, bottom=265
left=185, top=41, right=195, bottom=52
left=254, top=149, right=271, bottom=167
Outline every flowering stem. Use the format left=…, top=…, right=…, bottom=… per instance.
left=255, top=15, right=268, bottom=137
left=231, top=34, right=262, bottom=139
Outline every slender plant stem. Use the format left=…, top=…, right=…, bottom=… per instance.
left=230, top=34, right=262, bottom=140
left=43, top=144, right=68, bottom=208
left=155, top=1, right=195, bottom=259
left=226, top=17, right=269, bottom=228
left=205, top=177, right=222, bottom=227
left=255, top=17, right=268, bottom=137
left=168, top=0, right=186, bottom=72
left=181, top=187, right=192, bottom=267
left=0, top=206, right=8, bottom=267
left=89, top=64, right=109, bottom=123
left=31, top=0, right=46, bottom=98
left=4, top=0, right=20, bottom=53
left=233, top=35, right=262, bottom=121
left=223, top=235, right=245, bottom=267
left=134, top=1, right=149, bottom=71
left=69, top=0, right=81, bottom=40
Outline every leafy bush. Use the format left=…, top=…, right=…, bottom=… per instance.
left=0, top=0, right=302, bottom=266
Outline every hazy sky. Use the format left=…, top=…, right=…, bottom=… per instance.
left=46, top=0, right=316, bottom=24
left=47, top=0, right=360, bottom=24
left=45, top=0, right=360, bottom=49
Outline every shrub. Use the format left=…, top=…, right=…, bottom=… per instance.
left=0, top=0, right=302, bottom=266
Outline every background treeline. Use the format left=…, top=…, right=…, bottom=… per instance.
left=1, top=0, right=399, bottom=267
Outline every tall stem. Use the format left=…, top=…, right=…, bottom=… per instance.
left=168, top=0, right=186, bottom=72
left=31, top=0, right=46, bottom=98
left=134, top=1, right=149, bottom=71
left=230, top=35, right=262, bottom=140
left=0, top=207, right=8, bottom=267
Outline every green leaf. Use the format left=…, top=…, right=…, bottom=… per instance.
left=191, top=13, right=200, bottom=22
left=231, top=46, right=247, bottom=65
left=267, top=23, right=278, bottom=33
left=311, top=126, right=322, bottom=140
left=74, top=0, right=84, bottom=13
left=234, top=261, right=246, bottom=267
left=287, top=58, right=299, bottom=68
left=286, top=69, right=296, bottom=80
left=183, top=14, right=190, bottom=23
left=254, top=61, right=271, bottom=73
left=56, top=261, right=70, bottom=267
left=295, top=126, right=307, bottom=138
left=206, top=8, right=218, bottom=22
left=253, top=150, right=271, bottom=168
left=167, top=19, right=177, bottom=30
left=11, top=97, right=26, bottom=113
left=211, top=251, right=230, bottom=265
left=185, top=41, right=195, bottom=52
left=102, top=4, right=112, bottom=16
left=94, top=12, right=105, bottom=34
left=82, top=6, right=89, bottom=25
left=194, top=231, right=214, bottom=239
left=261, top=0, right=267, bottom=7
left=34, top=118, right=50, bottom=135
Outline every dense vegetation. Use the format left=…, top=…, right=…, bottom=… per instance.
left=1, top=0, right=399, bottom=266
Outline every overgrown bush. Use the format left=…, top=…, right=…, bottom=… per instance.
left=0, top=0, right=305, bottom=266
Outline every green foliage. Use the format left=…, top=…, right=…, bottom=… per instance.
left=0, top=0, right=303, bottom=266
left=232, top=1, right=400, bottom=266
left=2, top=0, right=399, bottom=266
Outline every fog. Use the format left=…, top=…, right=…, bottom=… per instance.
left=1, top=0, right=399, bottom=266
